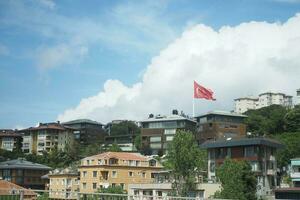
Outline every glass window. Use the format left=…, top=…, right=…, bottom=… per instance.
left=93, top=171, right=97, bottom=177
left=93, top=183, right=97, bottom=189
left=82, top=171, right=87, bottom=177
left=150, top=143, right=161, bottom=149
left=244, top=146, right=258, bottom=157
left=164, top=129, right=176, bottom=135
left=150, top=136, right=161, bottom=142
left=166, top=136, right=174, bottom=141
left=112, top=171, right=117, bottom=178
left=128, top=171, right=133, bottom=177
left=82, top=183, right=86, bottom=189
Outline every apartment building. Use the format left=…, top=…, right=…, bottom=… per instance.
left=128, top=170, right=221, bottom=199
left=235, top=92, right=293, bottom=113
left=201, top=137, right=283, bottom=197
left=63, top=119, right=107, bottom=145
left=48, top=167, right=79, bottom=199
left=290, top=158, right=300, bottom=187
left=296, top=89, right=300, bottom=105
left=0, top=129, right=22, bottom=151
left=195, top=111, right=247, bottom=144
left=20, top=122, right=76, bottom=155
left=0, top=158, right=51, bottom=189
left=140, top=110, right=196, bottom=155
left=79, top=152, right=163, bottom=193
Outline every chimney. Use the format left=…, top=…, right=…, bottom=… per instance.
left=148, top=114, right=154, bottom=118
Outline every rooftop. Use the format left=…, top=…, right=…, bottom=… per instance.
left=0, top=180, right=37, bottom=196
left=196, top=110, right=247, bottom=118
left=200, top=137, right=284, bottom=149
left=234, top=97, right=258, bottom=101
left=0, top=158, right=51, bottom=170
left=62, top=119, right=103, bottom=126
left=19, top=122, right=76, bottom=132
left=48, top=167, right=78, bottom=177
left=83, top=152, right=151, bottom=162
left=139, top=114, right=196, bottom=123
left=0, top=129, right=21, bottom=137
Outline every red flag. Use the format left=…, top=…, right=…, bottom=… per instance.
left=194, top=81, right=216, bottom=100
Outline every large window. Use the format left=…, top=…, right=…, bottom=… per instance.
left=164, top=129, right=176, bottom=135
left=93, top=171, right=97, bottom=178
left=244, top=146, right=258, bottom=157
left=150, top=136, right=161, bottom=142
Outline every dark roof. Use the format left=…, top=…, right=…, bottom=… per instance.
left=0, top=158, right=51, bottom=170
left=196, top=110, right=247, bottom=118
left=19, top=122, right=76, bottom=132
left=200, top=137, right=284, bottom=149
left=63, top=119, right=103, bottom=126
left=275, top=187, right=300, bottom=192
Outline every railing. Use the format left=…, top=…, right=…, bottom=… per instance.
left=0, top=189, right=230, bottom=200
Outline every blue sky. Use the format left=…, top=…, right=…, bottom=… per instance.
left=1, top=0, right=300, bottom=128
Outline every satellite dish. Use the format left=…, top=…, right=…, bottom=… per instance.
left=226, top=137, right=232, bottom=141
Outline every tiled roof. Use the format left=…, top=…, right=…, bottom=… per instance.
left=0, top=158, right=51, bottom=170
left=0, top=180, right=37, bottom=196
left=200, top=137, right=284, bottom=149
left=0, top=129, right=21, bottom=137
left=84, top=152, right=148, bottom=162
left=19, top=122, right=76, bottom=132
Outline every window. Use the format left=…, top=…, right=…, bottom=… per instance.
left=150, top=143, right=161, bottom=149
left=120, top=183, right=125, bottom=189
left=82, top=171, right=87, bottom=177
left=112, top=183, right=116, bottom=187
left=244, top=146, right=258, bottom=157
left=112, top=171, right=117, bottom=178
left=150, top=136, right=161, bottom=142
left=86, top=160, right=90, bottom=165
left=93, top=183, right=97, bottom=189
left=166, top=136, right=174, bottom=141
left=250, top=161, right=260, bottom=172
left=149, top=159, right=156, bottom=167
left=128, top=171, right=133, bottom=177
left=82, top=183, right=87, bottom=189
left=164, top=129, right=176, bottom=135
left=93, top=171, right=97, bottom=178
left=210, top=162, right=215, bottom=173
left=142, top=172, right=146, bottom=178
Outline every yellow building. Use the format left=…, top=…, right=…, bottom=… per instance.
left=48, top=168, right=79, bottom=199
left=79, top=152, right=163, bottom=193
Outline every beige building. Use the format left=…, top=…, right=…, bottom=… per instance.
left=79, top=152, right=163, bottom=193
left=48, top=168, right=79, bottom=199
left=20, top=122, right=76, bottom=155
left=0, top=129, right=22, bottom=151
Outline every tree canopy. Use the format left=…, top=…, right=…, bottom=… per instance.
left=215, top=159, right=257, bottom=200
left=110, top=121, right=140, bottom=136
left=165, top=130, right=207, bottom=196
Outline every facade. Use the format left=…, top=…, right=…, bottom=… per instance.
left=291, top=158, right=300, bottom=187
left=195, top=111, right=247, bottom=144
left=104, top=134, right=137, bottom=152
left=140, top=110, right=196, bottom=155
left=275, top=188, right=300, bottom=200
left=201, top=137, right=283, bottom=197
left=235, top=92, right=293, bottom=113
left=20, top=122, right=76, bottom=155
left=63, top=119, right=107, bottom=145
left=48, top=167, right=79, bottom=199
left=79, top=152, right=163, bottom=193
left=0, top=129, right=22, bottom=151
left=0, top=158, right=51, bottom=189
left=0, top=180, right=37, bottom=200
left=128, top=171, right=221, bottom=199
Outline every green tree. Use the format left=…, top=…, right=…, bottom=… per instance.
left=215, top=159, right=257, bottom=200
left=134, top=134, right=142, bottom=151
left=110, top=121, right=140, bottom=136
left=284, top=105, right=300, bottom=132
left=245, top=105, right=288, bottom=136
left=108, top=142, right=122, bottom=152
left=165, top=130, right=207, bottom=196
left=273, top=132, right=300, bottom=168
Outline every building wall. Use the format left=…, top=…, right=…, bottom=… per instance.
left=49, top=175, right=79, bottom=199
left=235, top=98, right=258, bottom=114
left=79, top=165, right=161, bottom=193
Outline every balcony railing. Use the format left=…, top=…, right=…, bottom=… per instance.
left=291, top=172, right=300, bottom=178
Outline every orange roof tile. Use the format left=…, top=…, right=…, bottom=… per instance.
left=85, top=152, right=148, bottom=161
left=0, top=180, right=37, bottom=196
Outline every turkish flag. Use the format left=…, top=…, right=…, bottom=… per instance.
left=194, top=81, right=216, bottom=100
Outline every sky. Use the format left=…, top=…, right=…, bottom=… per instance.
left=1, top=0, right=300, bottom=128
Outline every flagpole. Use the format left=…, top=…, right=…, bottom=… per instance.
left=193, top=93, right=195, bottom=118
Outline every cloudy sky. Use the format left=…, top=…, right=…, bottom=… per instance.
left=1, top=0, right=300, bottom=128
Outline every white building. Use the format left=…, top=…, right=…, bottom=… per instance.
left=234, top=92, right=293, bottom=114
left=296, top=89, right=300, bottom=105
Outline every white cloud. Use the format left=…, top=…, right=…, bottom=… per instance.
left=37, top=0, right=55, bottom=9
left=58, top=14, right=300, bottom=123
left=0, top=44, right=9, bottom=56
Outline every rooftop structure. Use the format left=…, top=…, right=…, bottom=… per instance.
left=0, top=180, right=37, bottom=200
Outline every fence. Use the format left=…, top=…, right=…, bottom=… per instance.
left=0, top=189, right=229, bottom=200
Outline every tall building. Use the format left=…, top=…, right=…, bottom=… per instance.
left=140, top=110, right=196, bottom=155
left=0, top=129, right=22, bottom=151
left=290, top=158, right=300, bottom=187
left=195, top=111, right=247, bottom=144
left=63, top=119, right=107, bottom=145
left=79, top=152, right=163, bottom=193
left=0, top=158, right=51, bottom=189
left=20, top=122, right=76, bottom=155
left=234, top=92, right=293, bottom=114
left=201, top=137, right=283, bottom=197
